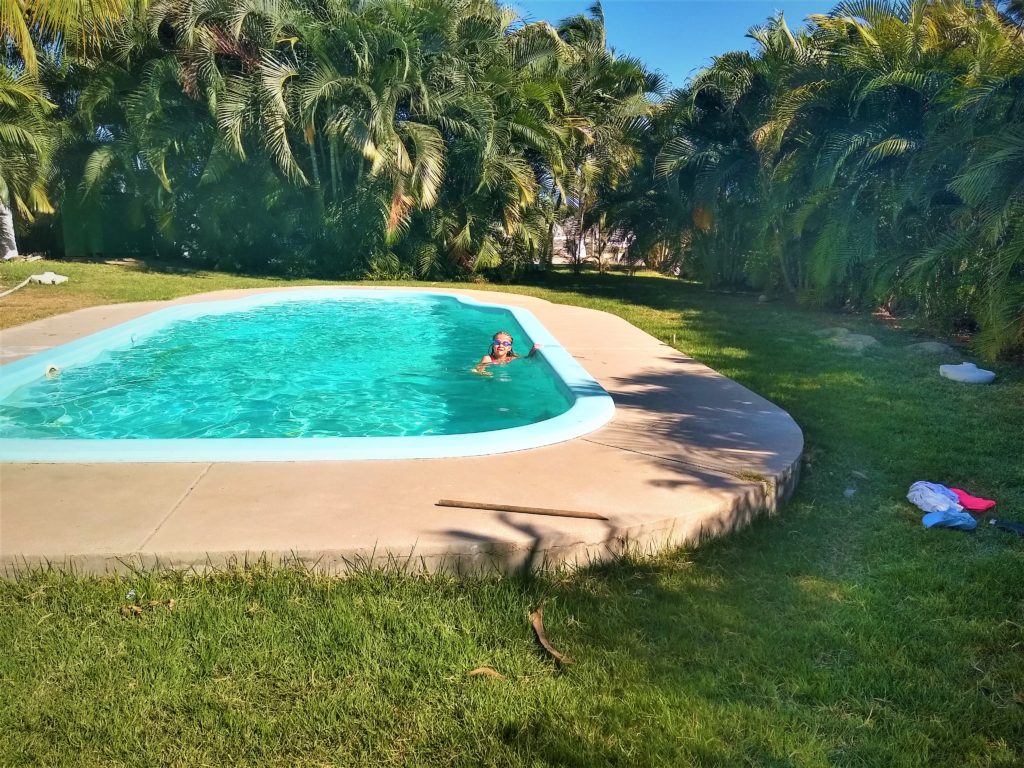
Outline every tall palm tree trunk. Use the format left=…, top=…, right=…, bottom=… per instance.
left=329, top=140, right=339, bottom=202
left=308, top=138, right=321, bottom=188
left=574, top=188, right=587, bottom=274
left=0, top=201, right=18, bottom=260
left=774, top=225, right=795, bottom=295
left=543, top=189, right=563, bottom=271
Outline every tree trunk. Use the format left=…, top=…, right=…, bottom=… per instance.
left=0, top=201, right=18, bottom=261
left=574, top=189, right=587, bottom=275
left=543, top=188, right=562, bottom=272
left=329, top=140, right=339, bottom=203
left=308, top=136, right=321, bottom=188
left=774, top=224, right=796, bottom=296
left=596, top=213, right=612, bottom=272
left=544, top=219, right=555, bottom=270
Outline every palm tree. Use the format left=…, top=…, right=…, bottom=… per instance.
left=0, top=66, right=54, bottom=259
left=259, top=0, right=573, bottom=274
left=639, top=0, right=1022, bottom=355
left=554, top=2, right=662, bottom=273
left=51, top=0, right=581, bottom=275
left=416, top=6, right=574, bottom=275
left=652, top=14, right=821, bottom=289
left=1, top=0, right=137, bottom=75
left=911, top=0, right=1024, bottom=356
left=2, top=0, right=138, bottom=258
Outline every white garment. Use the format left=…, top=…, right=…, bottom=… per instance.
left=907, top=481, right=963, bottom=514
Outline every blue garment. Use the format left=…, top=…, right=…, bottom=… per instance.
left=922, top=509, right=977, bottom=531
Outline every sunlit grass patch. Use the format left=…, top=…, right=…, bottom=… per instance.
left=1, top=265, right=1022, bottom=766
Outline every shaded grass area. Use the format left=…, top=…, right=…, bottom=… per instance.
left=2, top=265, right=1023, bottom=766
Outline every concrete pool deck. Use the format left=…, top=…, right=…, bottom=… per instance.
left=0, top=287, right=804, bottom=576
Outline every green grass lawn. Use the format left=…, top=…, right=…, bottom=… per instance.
left=2, top=263, right=1022, bottom=767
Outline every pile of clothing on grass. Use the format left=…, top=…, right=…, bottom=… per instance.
left=906, top=481, right=1022, bottom=535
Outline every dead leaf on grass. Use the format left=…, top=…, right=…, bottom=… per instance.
left=529, top=607, right=573, bottom=666
left=120, top=604, right=144, bottom=618
left=468, top=667, right=505, bottom=679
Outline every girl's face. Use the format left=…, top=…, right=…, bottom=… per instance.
left=491, top=334, right=513, bottom=359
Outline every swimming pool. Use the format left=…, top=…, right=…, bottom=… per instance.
left=0, top=290, right=615, bottom=461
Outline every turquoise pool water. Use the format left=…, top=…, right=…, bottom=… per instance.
left=0, top=296, right=572, bottom=440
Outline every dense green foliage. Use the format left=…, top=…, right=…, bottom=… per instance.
left=610, top=1, right=1024, bottom=357
left=10, top=0, right=660, bottom=280
left=3, top=1, right=1024, bottom=355
left=0, top=66, right=54, bottom=220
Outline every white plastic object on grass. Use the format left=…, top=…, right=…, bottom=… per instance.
left=939, top=362, right=995, bottom=384
left=29, top=271, right=68, bottom=285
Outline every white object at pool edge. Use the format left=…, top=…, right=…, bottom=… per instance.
left=29, top=271, right=69, bottom=285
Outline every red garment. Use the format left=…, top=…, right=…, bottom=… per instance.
left=950, top=488, right=996, bottom=512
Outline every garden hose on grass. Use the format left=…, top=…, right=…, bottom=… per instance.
left=0, top=276, right=32, bottom=299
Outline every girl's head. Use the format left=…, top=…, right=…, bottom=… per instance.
left=489, top=331, right=514, bottom=358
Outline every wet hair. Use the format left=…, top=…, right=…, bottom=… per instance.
left=487, top=330, right=517, bottom=358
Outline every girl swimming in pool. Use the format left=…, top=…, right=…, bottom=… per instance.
left=475, top=331, right=541, bottom=374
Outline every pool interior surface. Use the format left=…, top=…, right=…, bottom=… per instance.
left=0, top=296, right=573, bottom=440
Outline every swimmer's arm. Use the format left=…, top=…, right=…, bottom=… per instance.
left=527, top=343, right=542, bottom=358
left=473, top=355, right=494, bottom=375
